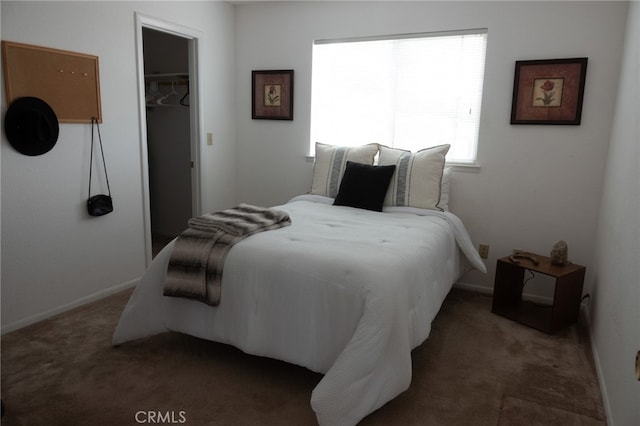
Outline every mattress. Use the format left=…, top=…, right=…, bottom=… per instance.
left=113, top=194, right=486, bottom=425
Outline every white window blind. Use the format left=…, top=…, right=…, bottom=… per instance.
left=310, top=30, right=487, bottom=165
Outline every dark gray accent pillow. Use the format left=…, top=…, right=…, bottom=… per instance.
left=333, top=162, right=396, bottom=212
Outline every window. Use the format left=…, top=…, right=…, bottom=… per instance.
left=310, top=30, right=487, bottom=165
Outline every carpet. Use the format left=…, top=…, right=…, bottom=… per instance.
left=497, top=395, right=605, bottom=426
left=1, top=288, right=605, bottom=425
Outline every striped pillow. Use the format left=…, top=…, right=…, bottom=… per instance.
left=310, top=142, right=379, bottom=198
left=378, top=144, right=450, bottom=210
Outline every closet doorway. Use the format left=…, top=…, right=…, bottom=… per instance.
left=136, top=14, right=203, bottom=264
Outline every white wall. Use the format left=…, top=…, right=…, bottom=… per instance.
left=234, top=1, right=628, bottom=297
left=591, top=2, right=640, bottom=424
left=1, top=1, right=237, bottom=331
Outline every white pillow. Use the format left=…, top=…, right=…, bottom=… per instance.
left=439, top=167, right=453, bottom=211
left=378, top=144, right=450, bottom=210
left=310, top=142, right=379, bottom=198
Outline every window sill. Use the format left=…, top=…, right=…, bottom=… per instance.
left=305, top=155, right=481, bottom=172
left=447, top=162, right=481, bottom=172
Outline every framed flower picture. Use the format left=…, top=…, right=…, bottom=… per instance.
left=510, top=58, right=587, bottom=125
left=252, top=70, right=294, bottom=120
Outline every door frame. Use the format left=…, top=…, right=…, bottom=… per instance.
left=135, top=13, right=203, bottom=266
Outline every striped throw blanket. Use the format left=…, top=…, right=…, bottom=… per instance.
left=164, top=204, right=291, bottom=306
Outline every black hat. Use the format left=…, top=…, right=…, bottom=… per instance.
left=4, top=97, right=59, bottom=156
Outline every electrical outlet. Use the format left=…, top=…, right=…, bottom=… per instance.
left=478, top=244, right=490, bottom=259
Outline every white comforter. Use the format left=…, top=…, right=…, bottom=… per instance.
left=113, top=195, right=486, bottom=425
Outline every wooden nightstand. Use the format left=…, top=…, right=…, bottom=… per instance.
left=491, top=252, right=586, bottom=334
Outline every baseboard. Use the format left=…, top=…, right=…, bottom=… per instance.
left=579, top=304, right=614, bottom=425
left=453, top=281, right=553, bottom=305
left=1, top=278, right=140, bottom=335
left=453, top=281, right=493, bottom=295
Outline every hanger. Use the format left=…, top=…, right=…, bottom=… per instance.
left=179, top=87, right=190, bottom=107
left=156, top=81, right=179, bottom=105
left=145, top=81, right=162, bottom=104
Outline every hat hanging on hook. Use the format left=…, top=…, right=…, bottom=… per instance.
left=4, top=96, right=59, bottom=156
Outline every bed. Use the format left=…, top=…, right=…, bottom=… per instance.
left=113, top=143, right=487, bottom=425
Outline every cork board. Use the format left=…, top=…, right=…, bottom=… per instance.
left=2, top=41, right=102, bottom=123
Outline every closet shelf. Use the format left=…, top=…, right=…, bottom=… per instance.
left=146, top=103, right=186, bottom=108
left=145, top=73, right=189, bottom=80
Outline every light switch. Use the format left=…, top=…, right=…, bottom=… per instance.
left=207, top=132, right=213, bottom=145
